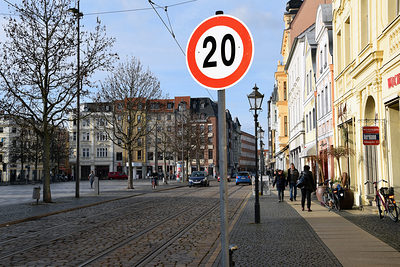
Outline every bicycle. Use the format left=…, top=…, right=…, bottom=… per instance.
left=321, top=180, right=343, bottom=211
left=365, top=179, right=398, bottom=222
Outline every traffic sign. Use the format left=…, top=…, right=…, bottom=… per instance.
left=186, top=15, right=254, bottom=90
left=363, top=126, right=380, bottom=145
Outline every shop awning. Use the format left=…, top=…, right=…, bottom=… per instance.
left=301, top=144, right=316, bottom=158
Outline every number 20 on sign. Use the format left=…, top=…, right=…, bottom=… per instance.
left=186, top=15, right=254, bottom=90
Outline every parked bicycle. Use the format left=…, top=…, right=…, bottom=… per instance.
left=365, top=179, right=398, bottom=222
left=321, top=180, right=344, bottom=211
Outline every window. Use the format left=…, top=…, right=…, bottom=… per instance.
left=97, top=132, right=108, bottom=141
left=157, top=152, right=163, bottom=160
left=320, top=50, right=323, bottom=73
left=82, top=119, right=90, bottom=127
left=283, top=82, right=287, bottom=100
left=200, top=124, right=205, bottom=132
left=167, top=114, right=171, bottom=120
left=157, top=114, right=161, bottom=120
left=82, top=132, right=90, bottom=141
left=284, top=116, right=288, bottom=137
left=148, top=152, right=154, bottom=160
left=116, top=152, right=122, bottom=161
left=309, top=71, right=312, bottom=93
left=0, top=154, right=2, bottom=162
left=96, top=148, right=107, bottom=157
left=388, top=0, right=400, bottom=22
left=313, top=108, right=316, bottom=128
left=361, top=0, right=369, bottom=48
left=325, top=86, right=329, bottom=114
left=208, top=125, right=213, bottom=132
left=12, top=127, right=16, bottom=133
left=337, top=31, right=342, bottom=71
left=73, top=119, right=76, bottom=126
left=345, top=17, right=351, bottom=65
left=0, top=127, right=3, bottom=133
left=199, top=150, right=204, bottom=159
left=274, top=110, right=277, bottom=123
left=137, top=150, right=142, bottom=160
left=97, top=119, right=105, bottom=127
left=73, top=132, right=77, bottom=141
left=309, top=111, right=312, bottom=131
left=138, top=138, right=142, bottom=146
left=208, top=137, right=213, bottom=144
left=82, top=148, right=89, bottom=158
left=167, top=102, right=174, bottom=109
left=324, top=44, right=328, bottom=68
left=208, top=149, right=213, bottom=159
left=306, top=114, right=309, bottom=132
left=137, top=115, right=141, bottom=122
left=306, top=73, right=309, bottom=94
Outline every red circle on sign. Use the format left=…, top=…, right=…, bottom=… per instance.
left=186, top=15, right=254, bottom=90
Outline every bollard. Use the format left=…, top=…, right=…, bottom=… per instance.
left=229, top=244, right=238, bottom=267
left=32, top=186, right=41, bottom=205
left=94, top=176, right=99, bottom=195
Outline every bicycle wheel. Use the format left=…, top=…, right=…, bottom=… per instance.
left=322, top=192, right=329, bottom=209
left=386, top=199, right=398, bottom=222
left=334, top=194, right=341, bottom=211
left=376, top=197, right=384, bottom=219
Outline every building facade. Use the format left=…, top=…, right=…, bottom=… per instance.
left=239, top=131, right=256, bottom=172
left=333, top=0, right=400, bottom=205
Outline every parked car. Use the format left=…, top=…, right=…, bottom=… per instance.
left=189, top=171, right=209, bottom=187
left=236, top=171, right=252, bottom=185
left=108, top=172, right=128, bottom=180
left=217, top=175, right=231, bottom=182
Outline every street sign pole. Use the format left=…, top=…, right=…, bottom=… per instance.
left=218, top=88, right=229, bottom=266
left=186, top=11, right=254, bottom=267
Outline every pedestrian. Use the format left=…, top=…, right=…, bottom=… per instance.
left=273, top=169, right=287, bottom=202
left=300, top=165, right=316, bottom=212
left=151, top=172, right=158, bottom=189
left=287, top=163, right=300, bottom=201
left=88, top=171, right=95, bottom=189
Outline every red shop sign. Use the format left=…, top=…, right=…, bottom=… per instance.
left=363, top=126, right=380, bottom=145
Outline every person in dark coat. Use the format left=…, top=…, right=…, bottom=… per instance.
left=300, top=165, right=316, bottom=212
left=287, top=163, right=300, bottom=201
left=273, top=169, right=287, bottom=202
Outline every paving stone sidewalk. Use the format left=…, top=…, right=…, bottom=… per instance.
left=214, top=192, right=342, bottom=267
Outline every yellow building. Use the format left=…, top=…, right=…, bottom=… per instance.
left=333, top=0, right=400, bottom=205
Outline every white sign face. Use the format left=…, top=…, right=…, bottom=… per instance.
left=186, top=15, right=254, bottom=90
left=194, top=26, right=244, bottom=79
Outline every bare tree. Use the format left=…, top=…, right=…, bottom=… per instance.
left=0, top=0, right=115, bottom=202
left=93, top=57, right=162, bottom=189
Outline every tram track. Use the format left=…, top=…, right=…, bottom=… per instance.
left=79, top=185, right=248, bottom=266
left=0, top=186, right=225, bottom=266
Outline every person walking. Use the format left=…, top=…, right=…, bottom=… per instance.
left=287, top=163, right=300, bottom=201
left=88, top=171, right=95, bottom=189
left=300, top=165, right=315, bottom=212
left=273, top=169, right=287, bottom=202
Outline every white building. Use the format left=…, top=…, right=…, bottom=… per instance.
left=315, top=4, right=335, bottom=181
left=68, top=103, right=125, bottom=180
left=286, top=29, right=307, bottom=171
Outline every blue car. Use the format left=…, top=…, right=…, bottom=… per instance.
left=236, top=171, right=252, bottom=185
left=189, top=171, right=210, bottom=187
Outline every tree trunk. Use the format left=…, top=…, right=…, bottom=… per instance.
left=163, top=153, right=167, bottom=184
left=127, top=149, right=134, bottom=189
left=43, top=123, right=52, bottom=202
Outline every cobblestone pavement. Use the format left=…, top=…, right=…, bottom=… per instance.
left=0, top=182, right=250, bottom=266
left=214, top=192, right=342, bottom=267
left=339, top=207, right=400, bottom=252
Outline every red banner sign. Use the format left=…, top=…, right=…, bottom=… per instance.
left=363, top=126, right=380, bottom=145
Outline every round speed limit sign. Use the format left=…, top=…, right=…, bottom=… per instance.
left=186, top=15, right=254, bottom=90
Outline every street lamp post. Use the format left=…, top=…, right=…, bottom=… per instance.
left=179, top=102, right=185, bottom=182
left=247, top=84, right=264, bottom=224
left=68, top=1, right=83, bottom=198
left=258, top=127, right=264, bottom=195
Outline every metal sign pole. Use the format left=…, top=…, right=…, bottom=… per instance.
left=218, top=89, right=229, bottom=266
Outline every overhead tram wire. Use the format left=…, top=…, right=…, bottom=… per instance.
left=148, top=0, right=215, bottom=102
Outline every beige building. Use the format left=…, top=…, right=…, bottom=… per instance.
left=333, top=0, right=400, bottom=205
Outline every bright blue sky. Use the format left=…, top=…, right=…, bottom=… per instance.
left=1, top=0, right=286, bottom=135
